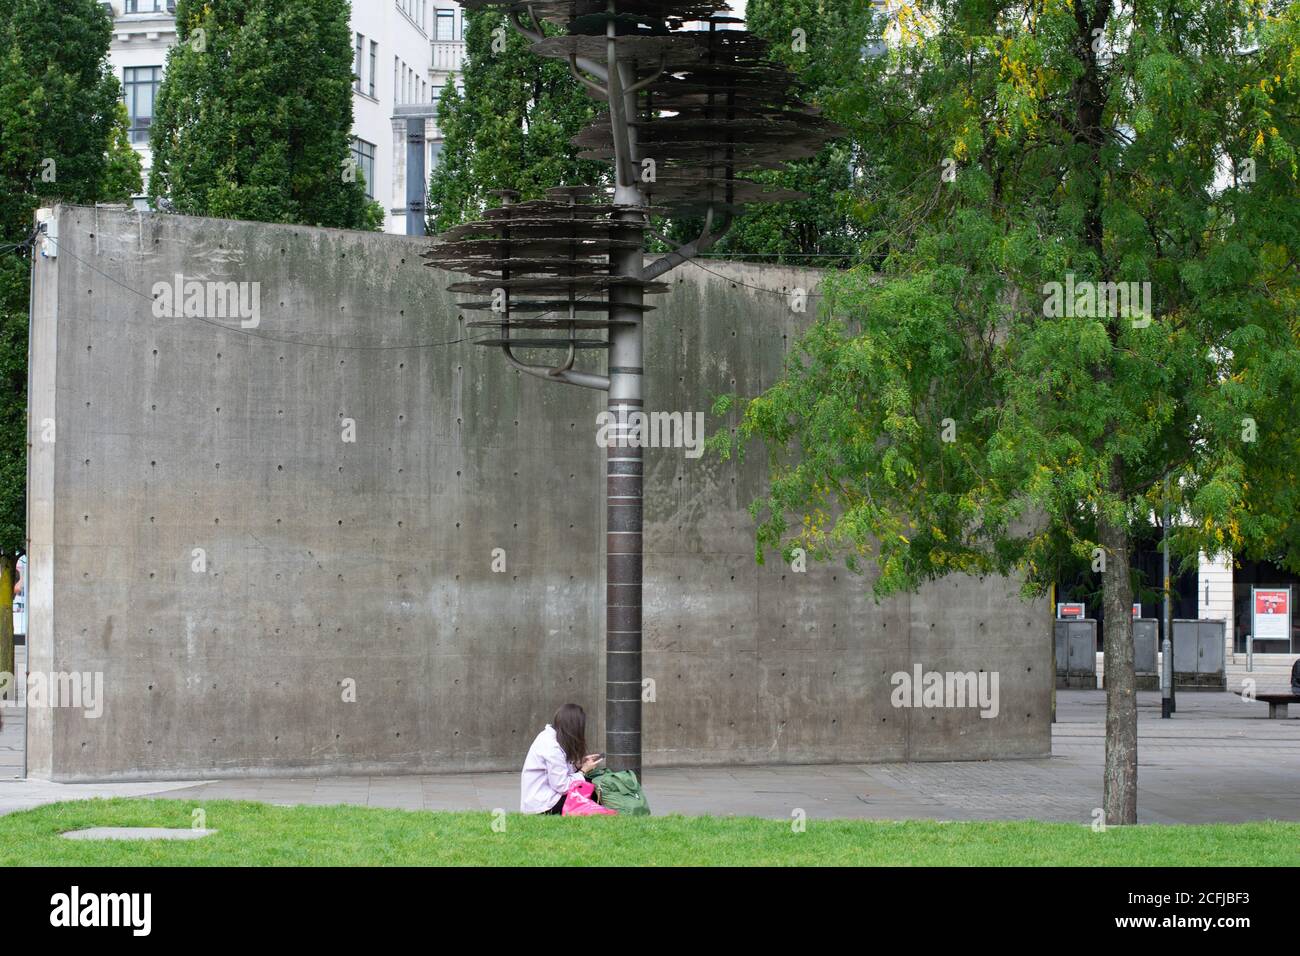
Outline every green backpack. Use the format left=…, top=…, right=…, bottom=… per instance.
left=588, top=768, right=651, bottom=816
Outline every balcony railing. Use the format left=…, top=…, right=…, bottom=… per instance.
left=431, top=40, right=465, bottom=73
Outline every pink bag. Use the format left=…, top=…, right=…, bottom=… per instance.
left=561, top=780, right=617, bottom=816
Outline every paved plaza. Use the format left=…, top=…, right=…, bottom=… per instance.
left=2, top=640, right=1295, bottom=823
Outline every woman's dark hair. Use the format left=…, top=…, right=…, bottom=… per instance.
left=552, top=703, right=587, bottom=768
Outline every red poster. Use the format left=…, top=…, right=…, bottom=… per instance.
left=1253, top=589, right=1291, bottom=640
left=1255, top=591, right=1288, bottom=615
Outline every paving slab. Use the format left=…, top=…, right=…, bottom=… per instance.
left=62, top=827, right=216, bottom=841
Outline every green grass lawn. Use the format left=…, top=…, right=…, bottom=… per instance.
left=1, top=799, right=1295, bottom=866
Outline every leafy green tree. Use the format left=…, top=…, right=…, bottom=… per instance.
left=101, top=103, right=146, bottom=205
left=426, top=9, right=607, bottom=232
left=150, top=0, right=381, bottom=230
left=721, top=0, right=1300, bottom=824
left=0, top=0, right=142, bottom=694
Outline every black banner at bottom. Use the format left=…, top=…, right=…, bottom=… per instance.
left=0, top=866, right=1287, bottom=941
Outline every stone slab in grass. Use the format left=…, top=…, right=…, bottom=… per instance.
left=61, top=827, right=216, bottom=841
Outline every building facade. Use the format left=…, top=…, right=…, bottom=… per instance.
left=103, top=0, right=466, bottom=234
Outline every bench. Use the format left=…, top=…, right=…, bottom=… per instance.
left=1235, top=691, right=1300, bottom=718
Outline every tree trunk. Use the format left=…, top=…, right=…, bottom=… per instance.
left=1098, top=496, right=1138, bottom=825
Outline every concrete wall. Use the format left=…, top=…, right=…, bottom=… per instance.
left=27, top=205, right=1050, bottom=781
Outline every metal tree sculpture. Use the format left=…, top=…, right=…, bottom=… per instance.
left=423, top=0, right=841, bottom=778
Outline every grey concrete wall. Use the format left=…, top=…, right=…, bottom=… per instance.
left=27, top=205, right=1050, bottom=781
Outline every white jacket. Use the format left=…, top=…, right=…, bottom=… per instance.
left=520, top=725, right=585, bottom=813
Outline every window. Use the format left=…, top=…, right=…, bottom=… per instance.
left=369, top=41, right=378, bottom=97
left=351, top=138, right=376, bottom=199
left=354, top=33, right=363, bottom=92
left=126, top=0, right=166, bottom=12
left=435, top=9, right=456, bottom=41
left=123, top=66, right=162, bottom=144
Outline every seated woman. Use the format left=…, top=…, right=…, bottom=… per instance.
left=520, top=703, right=603, bottom=814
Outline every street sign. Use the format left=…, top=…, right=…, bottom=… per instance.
left=1056, top=602, right=1085, bottom=620
left=1251, top=587, right=1291, bottom=643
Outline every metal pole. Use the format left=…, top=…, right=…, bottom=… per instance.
left=604, top=20, right=644, bottom=778
left=1161, top=476, right=1173, bottom=718
left=605, top=235, right=642, bottom=779
left=1049, top=581, right=1057, bottom=723
left=405, top=117, right=427, bottom=237
left=1170, top=476, right=1180, bottom=717
left=23, top=225, right=38, bottom=778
